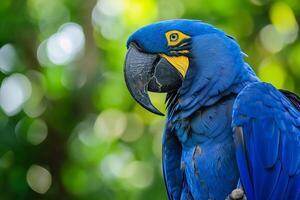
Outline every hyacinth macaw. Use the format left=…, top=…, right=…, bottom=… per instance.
left=123, top=19, right=300, bottom=200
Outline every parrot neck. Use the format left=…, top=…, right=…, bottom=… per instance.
left=166, top=62, right=259, bottom=122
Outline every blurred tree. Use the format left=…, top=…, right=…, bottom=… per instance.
left=0, top=0, right=299, bottom=199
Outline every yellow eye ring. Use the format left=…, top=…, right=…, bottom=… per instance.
left=166, top=30, right=190, bottom=46
left=170, top=33, right=179, bottom=41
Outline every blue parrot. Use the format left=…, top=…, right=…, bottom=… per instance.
left=123, top=19, right=300, bottom=200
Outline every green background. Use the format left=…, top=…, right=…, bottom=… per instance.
left=0, top=0, right=299, bottom=199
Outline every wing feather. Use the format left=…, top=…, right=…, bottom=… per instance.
left=232, top=82, right=300, bottom=200
left=162, top=123, right=183, bottom=200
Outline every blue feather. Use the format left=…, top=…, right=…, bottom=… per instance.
left=286, top=173, right=300, bottom=200
left=234, top=127, right=255, bottom=200
left=233, top=82, right=300, bottom=200
left=162, top=124, right=183, bottom=200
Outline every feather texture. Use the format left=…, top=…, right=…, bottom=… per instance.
left=232, top=82, right=300, bottom=200
left=162, top=123, right=184, bottom=200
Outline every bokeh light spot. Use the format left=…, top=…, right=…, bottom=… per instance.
left=270, top=2, right=297, bottom=33
left=94, top=109, right=127, bottom=141
left=92, top=0, right=125, bottom=40
left=37, top=40, right=53, bottom=67
left=270, top=2, right=298, bottom=44
left=0, top=44, right=17, bottom=74
left=73, top=116, right=99, bottom=147
left=0, top=74, right=32, bottom=116
left=46, top=23, right=85, bottom=65
left=259, top=25, right=283, bottom=53
left=26, top=165, right=52, bottom=194
left=100, top=149, right=133, bottom=180
left=97, top=0, right=124, bottom=17
left=27, top=119, right=48, bottom=145
left=23, top=70, right=47, bottom=118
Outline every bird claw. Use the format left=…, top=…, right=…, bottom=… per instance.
left=225, top=188, right=247, bottom=200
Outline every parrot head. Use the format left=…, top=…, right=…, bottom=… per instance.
left=124, top=19, right=243, bottom=116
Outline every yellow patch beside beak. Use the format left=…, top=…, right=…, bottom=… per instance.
left=160, top=54, right=189, bottom=77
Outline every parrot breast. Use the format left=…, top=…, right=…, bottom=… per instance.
left=172, top=95, right=239, bottom=199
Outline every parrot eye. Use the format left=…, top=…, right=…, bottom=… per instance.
left=170, top=33, right=179, bottom=41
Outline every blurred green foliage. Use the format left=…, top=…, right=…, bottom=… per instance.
left=0, top=0, right=300, bottom=199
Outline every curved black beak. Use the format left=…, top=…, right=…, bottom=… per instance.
left=124, top=44, right=182, bottom=116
